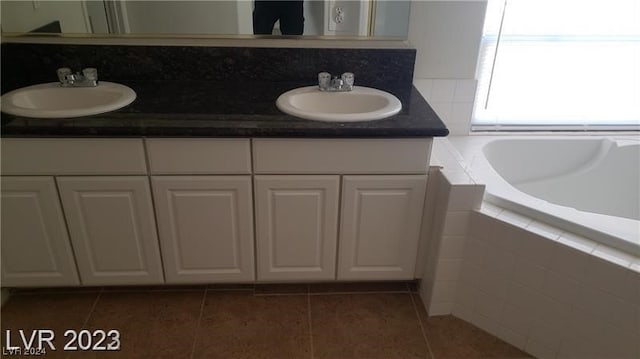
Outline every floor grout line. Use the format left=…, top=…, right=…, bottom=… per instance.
left=307, top=284, right=315, bottom=359
left=189, top=288, right=208, bottom=359
left=409, top=292, right=436, bottom=359
left=65, top=288, right=103, bottom=359
left=80, top=287, right=103, bottom=329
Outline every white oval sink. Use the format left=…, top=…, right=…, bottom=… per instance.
left=1, top=82, right=137, bottom=118
left=276, top=86, right=401, bottom=122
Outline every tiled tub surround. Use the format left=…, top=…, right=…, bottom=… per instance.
left=419, top=138, right=640, bottom=359
left=1, top=42, right=448, bottom=137
left=448, top=136, right=640, bottom=255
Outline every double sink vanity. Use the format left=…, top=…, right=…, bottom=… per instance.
left=0, top=41, right=448, bottom=288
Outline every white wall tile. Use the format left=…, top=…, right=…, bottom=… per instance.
left=496, top=210, right=532, bottom=228
left=487, top=219, right=524, bottom=252
left=548, top=244, right=590, bottom=280
left=469, top=211, right=494, bottom=242
left=534, top=295, right=572, bottom=328
left=557, top=231, right=597, bottom=254
left=500, top=304, right=535, bottom=337
left=526, top=220, right=563, bottom=241
left=446, top=185, right=484, bottom=211
left=584, top=256, right=633, bottom=300
left=505, top=282, right=545, bottom=312
left=497, top=325, right=528, bottom=350
left=471, top=312, right=501, bottom=337
left=439, top=235, right=467, bottom=259
left=451, top=102, right=474, bottom=125
left=479, top=270, right=510, bottom=299
left=428, top=301, right=454, bottom=316
left=483, top=247, right=515, bottom=277
left=474, top=289, right=505, bottom=321
left=447, top=123, right=471, bottom=136
left=441, top=170, right=476, bottom=187
left=454, top=79, right=478, bottom=102
left=511, top=230, right=557, bottom=267
left=413, top=79, right=433, bottom=101
left=576, top=285, right=639, bottom=334
left=430, top=79, right=457, bottom=102
left=408, top=1, right=487, bottom=79
left=462, top=236, right=487, bottom=267
left=511, top=258, right=546, bottom=291
left=442, top=211, right=470, bottom=236
left=454, top=280, right=478, bottom=308
left=429, top=101, right=453, bottom=123
left=527, top=318, right=567, bottom=356
left=434, top=258, right=463, bottom=281
left=623, top=271, right=640, bottom=304
left=452, top=300, right=475, bottom=323
left=431, top=280, right=458, bottom=303
left=478, top=203, right=503, bottom=217
left=541, top=271, right=582, bottom=305
left=567, top=307, right=606, bottom=347
left=525, top=339, right=558, bottom=359
left=599, top=323, right=640, bottom=359
left=591, top=245, right=636, bottom=267
left=557, top=335, right=593, bottom=359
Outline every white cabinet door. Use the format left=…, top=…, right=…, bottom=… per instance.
left=255, top=176, right=339, bottom=281
left=1, top=177, right=80, bottom=287
left=152, top=176, right=254, bottom=283
left=338, top=175, right=427, bottom=280
left=57, top=177, right=164, bottom=285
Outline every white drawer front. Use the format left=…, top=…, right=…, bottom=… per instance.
left=253, top=138, right=431, bottom=174
left=146, top=138, right=251, bottom=174
left=1, top=138, right=147, bottom=175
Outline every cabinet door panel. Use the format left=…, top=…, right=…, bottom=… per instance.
left=339, top=175, right=427, bottom=280
left=1, top=177, right=79, bottom=287
left=152, top=176, right=254, bottom=283
left=57, top=177, right=163, bottom=285
left=255, top=176, right=339, bottom=281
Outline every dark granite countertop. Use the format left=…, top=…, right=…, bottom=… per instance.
left=1, top=81, right=448, bottom=138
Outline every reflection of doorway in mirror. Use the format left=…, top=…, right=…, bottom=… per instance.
left=253, top=0, right=304, bottom=35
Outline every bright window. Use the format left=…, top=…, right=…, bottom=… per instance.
left=473, top=0, right=640, bottom=131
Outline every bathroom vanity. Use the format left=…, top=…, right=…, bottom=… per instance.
left=0, top=41, right=448, bottom=288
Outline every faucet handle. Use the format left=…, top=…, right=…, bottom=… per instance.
left=341, top=72, right=354, bottom=88
left=57, top=67, right=72, bottom=83
left=318, top=72, right=331, bottom=90
left=82, top=68, right=98, bottom=81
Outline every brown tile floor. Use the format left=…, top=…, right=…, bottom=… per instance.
left=1, top=283, right=531, bottom=359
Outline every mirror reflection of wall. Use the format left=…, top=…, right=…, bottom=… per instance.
left=0, top=0, right=410, bottom=38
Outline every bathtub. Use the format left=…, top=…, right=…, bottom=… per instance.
left=445, top=135, right=640, bottom=256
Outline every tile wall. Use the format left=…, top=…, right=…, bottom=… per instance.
left=419, top=171, right=640, bottom=358
left=414, top=79, right=477, bottom=135
left=418, top=168, right=485, bottom=315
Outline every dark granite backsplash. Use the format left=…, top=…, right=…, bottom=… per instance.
left=0, top=43, right=416, bottom=93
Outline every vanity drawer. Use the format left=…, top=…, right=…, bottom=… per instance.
left=252, top=138, right=431, bottom=174
left=145, top=138, right=251, bottom=174
left=1, top=138, right=147, bottom=175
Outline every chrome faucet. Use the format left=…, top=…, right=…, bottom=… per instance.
left=57, top=67, right=98, bottom=87
left=318, top=72, right=354, bottom=92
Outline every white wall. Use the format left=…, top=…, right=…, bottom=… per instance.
left=408, top=0, right=487, bottom=79
left=0, top=0, right=89, bottom=33
left=374, top=0, right=411, bottom=37
left=125, top=1, right=239, bottom=35
left=408, top=1, right=487, bottom=135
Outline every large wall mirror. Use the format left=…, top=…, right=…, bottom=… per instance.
left=0, top=0, right=411, bottom=38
